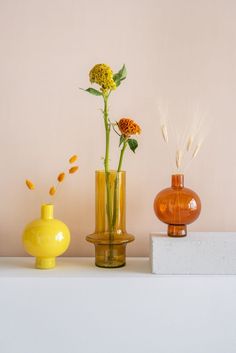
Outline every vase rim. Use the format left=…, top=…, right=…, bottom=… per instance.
left=95, top=170, right=126, bottom=174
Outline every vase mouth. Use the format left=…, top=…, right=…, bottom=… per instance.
left=41, top=204, right=54, bottom=220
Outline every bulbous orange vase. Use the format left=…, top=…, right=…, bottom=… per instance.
left=154, top=174, right=201, bottom=237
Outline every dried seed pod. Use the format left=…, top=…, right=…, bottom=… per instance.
left=25, top=179, right=35, bottom=190
left=69, top=166, right=79, bottom=174
left=49, top=186, right=56, bottom=196
left=69, top=155, right=78, bottom=164
left=57, top=172, right=65, bottom=182
left=176, top=150, right=182, bottom=170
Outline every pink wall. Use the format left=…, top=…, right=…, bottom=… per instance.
left=0, top=0, right=236, bottom=256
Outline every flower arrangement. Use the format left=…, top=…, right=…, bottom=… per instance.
left=154, top=105, right=206, bottom=237
left=25, top=154, right=79, bottom=197
left=23, top=155, right=79, bottom=269
left=82, top=64, right=141, bottom=267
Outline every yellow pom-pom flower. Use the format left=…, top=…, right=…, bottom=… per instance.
left=118, top=118, right=141, bottom=137
left=69, top=155, right=78, bottom=164
left=57, top=172, right=65, bottom=182
left=69, top=166, right=79, bottom=174
left=49, top=186, right=56, bottom=196
left=25, top=179, right=35, bottom=190
left=89, top=64, right=116, bottom=93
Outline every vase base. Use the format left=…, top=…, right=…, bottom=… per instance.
left=86, top=232, right=134, bottom=268
left=95, top=261, right=126, bottom=269
left=94, top=243, right=127, bottom=268
left=35, top=257, right=56, bottom=269
left=168, top=224, right=187, bottom=237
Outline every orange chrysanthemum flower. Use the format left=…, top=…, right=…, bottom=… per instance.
left=49, top=186, right=56, bottom=196
left=69, top=166, right=79, bottom=174
left=118, top=118, right=141, bottom=137
left=25, top=179, right=35, bottom=190
left=69, top=155, right=78, bottom=164
left=57, top=172, right=65, bottom=182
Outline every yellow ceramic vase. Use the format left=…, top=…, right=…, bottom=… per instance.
left=22, top=204, right=70, bottom=269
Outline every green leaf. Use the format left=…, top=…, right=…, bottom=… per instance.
left=119, top=135, right=126, bottom=147
left=113, top=65, right=127, bottom=86
left=80, top=88, right=102, bottom=96
left=128, top=139, right=138, bottom=153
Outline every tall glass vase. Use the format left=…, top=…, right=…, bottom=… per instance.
left=86, top=170, right=134, bottom=268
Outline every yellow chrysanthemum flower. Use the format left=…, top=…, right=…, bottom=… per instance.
left=118, top=118, right=141, bottom=137
left=89, top=64, right=116, bottom=93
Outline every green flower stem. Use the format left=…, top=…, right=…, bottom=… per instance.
left=112, top=139, right=128, bottom=228
left=103, top=95, right=113, bottom=246
left=117, top=140, right=128, bottom=172
left=103, top=95, right=110, bottom=173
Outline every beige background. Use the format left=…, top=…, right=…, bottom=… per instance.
left=0, top=0, right=235, bottom=256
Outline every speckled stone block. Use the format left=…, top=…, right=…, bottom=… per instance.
left=150, top=232, right=236, bottom=274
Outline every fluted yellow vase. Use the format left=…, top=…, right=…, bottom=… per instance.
left=22, top=204, right=70, bottom=269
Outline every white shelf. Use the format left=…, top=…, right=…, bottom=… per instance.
left=1, top=257, right=236, bottom=353
left=0, top=257, right=151, bottom=277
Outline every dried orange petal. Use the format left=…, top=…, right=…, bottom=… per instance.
left=69, top=155, right=78, bottom=164
left=57, top=172, right=65, bottom=182
left=49, top=186, right=56, bottom=196
left=69, top=166, right=79, bottom=174
left=26, top=179, right=35, bottom=190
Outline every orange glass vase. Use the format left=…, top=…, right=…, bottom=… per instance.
left=153, top=174, right=201, bottom=237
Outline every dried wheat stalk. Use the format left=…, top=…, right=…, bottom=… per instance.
left=186, top=135, right=194, bottom=151
left=176, top=149, right=182, bottom=170
left=192, top=143, right=201, bottom=159
left=161, top=124, right=168, bottom=143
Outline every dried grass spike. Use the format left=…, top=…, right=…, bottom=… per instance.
left=49, top=186, right=56, bottom=196
left=69, top=166, right=79, bottom=174
left=186, top=136, right=193, bottom=151
left=57, top=172, right=65, bottom=182
left=176, top=150, right=182, bottom=170
left=161, top=124, right=168, bottom=143
left=69, top=155, right=78, bottom=164
left=192, top=144, right=201, bottom=159
left=25, top=179, right=35, bottom=190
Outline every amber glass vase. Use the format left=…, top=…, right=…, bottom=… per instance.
left=154, top=174, right=201, bottom=237
left=86, top=171, right=134, bottom=268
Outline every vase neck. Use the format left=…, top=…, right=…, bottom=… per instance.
left=41, top=204, right=54, bottom=220
left=171, top=174, right=184, bottom=189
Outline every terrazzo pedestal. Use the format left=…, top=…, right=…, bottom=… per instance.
left=150, top=232, right=236, bottom=274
